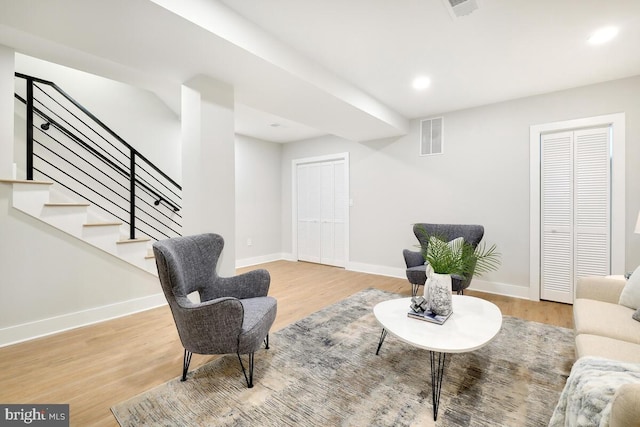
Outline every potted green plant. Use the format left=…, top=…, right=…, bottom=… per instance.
left=421, top=235, right=501, bottom=278
left=417, top=228, right=501, bottom=316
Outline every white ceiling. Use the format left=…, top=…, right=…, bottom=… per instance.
left=1, top=0, right=640, bottom=143
left=220, top=0, right=640, bottom=117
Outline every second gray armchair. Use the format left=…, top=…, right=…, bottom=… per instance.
left=403, top=223, right=485, bottom=296
left=153, top=233, right=277, bottom=388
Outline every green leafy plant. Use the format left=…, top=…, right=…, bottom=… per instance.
left=417, top=228, right=501, bottom=278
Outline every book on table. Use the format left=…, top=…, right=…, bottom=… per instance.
left=407, top=309, right=452, bottom=325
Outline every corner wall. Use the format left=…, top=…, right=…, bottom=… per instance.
left=235, top=134, right=283, bottom=266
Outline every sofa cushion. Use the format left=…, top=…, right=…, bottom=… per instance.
left=575, top=334, right=640, bottom=364
left=574, top=299, right=640, bottom=345
left=619, top=265, right=640, bottom=309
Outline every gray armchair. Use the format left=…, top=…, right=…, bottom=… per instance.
left=403, top=223, right=484, bottom=296
left=153, top=233, right=277, bottom=388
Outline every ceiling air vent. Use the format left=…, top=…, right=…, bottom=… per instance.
left=442, top=0, right=479, bottom=19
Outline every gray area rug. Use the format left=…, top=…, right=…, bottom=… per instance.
left=112, top=288, right=574, bottom=426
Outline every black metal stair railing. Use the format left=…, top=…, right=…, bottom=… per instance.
left=14, top=72, right=182, bottom=241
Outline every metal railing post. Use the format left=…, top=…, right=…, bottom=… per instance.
left=26, top=78, right=34, bottom=180
left=129, top=151, right=136, bottom=240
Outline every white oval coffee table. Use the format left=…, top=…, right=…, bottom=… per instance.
left=373, top=295, right=502, bottom=420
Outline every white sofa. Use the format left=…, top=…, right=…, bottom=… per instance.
left=572, top=276, right=640, bottom=427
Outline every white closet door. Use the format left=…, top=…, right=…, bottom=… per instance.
left=296, top=159, right=346, bottom=268
left=574, top=127, right=610, bottom=279
left=320, top=162, right=336, bottom=265
left=319, top=160, right=346, bottom=267
left=541, top=131, right=574, bottom=303
left=332, top=161, right=347, bottom=266
left=297, top=164, right=321, bottom=263
left=540, top=127, right=611, bottom=303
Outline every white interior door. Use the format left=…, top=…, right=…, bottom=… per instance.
left=296, top=159, right=347, bottom=267
left=541, top=131, right=574, bottom=303
left=297, top=163, right=321, bottom=263
left=573, top=128, right=611, bottom=279
left=332, top=161, right=347, bottom=265
left=540, top=126, right=611, bottom=303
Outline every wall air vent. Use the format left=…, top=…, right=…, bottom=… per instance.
left=420, top=117, right=444, bottom=156
left=442, top=0, right=479, bottom=19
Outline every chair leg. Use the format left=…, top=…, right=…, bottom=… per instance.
left=264, top=334, right=270, bottom=349
left=237, top=352, right=255, bottom=388
left=412, top=283, right=420, bottom=297
left=181, top=349, right=193, bottom=382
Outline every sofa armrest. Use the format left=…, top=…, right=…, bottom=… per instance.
left=610, top=383, right=640, bottom=427
left=575, top=276, right=626, bottom=304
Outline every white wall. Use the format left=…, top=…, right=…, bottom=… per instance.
left=14, top=54, right=181, bottom=182
left=235, top=134, right=282, bottom=266
left=281, top=75, right=640, bottom=298
left=0, top=184, right=164, bottom=346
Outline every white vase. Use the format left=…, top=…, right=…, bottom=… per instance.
left=426, top=267, right=452, bottom=316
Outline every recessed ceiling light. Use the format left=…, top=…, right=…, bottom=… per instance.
left=412, top=76, right=431, bottom=91
left=270, top=123, right=281, bottom=128
left=588, top=26, right=619, bottom=45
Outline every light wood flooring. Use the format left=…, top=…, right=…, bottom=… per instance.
left=0, top=260, right=573, bottom=426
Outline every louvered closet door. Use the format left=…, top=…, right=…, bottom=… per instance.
left=541, top=127, right=611, bottom=303
left=541, top=131, right=574, bottom=303
left=574, top=128, right=610, bottom=279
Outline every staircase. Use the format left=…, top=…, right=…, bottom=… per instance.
left=0, top=72, right=183, bottom=347
left=8, top=72, right=183, bottom=276
left=2, top=178, right=158, bottom=275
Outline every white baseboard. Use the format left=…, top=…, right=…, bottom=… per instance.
left=468, top=279, right=531, bottom=300
left=236, top=253, right=292, bottom=268
left=0, top=293, right=167, bottom=348
left=346, top=261, right=405, bottom=279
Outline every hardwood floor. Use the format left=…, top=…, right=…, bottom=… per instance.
left=0, top=260, right=573, bottom=426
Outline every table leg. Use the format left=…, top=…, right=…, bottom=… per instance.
left=375, top=328, right=387, bottom=355
left=430, top=351, right=446, bottom=421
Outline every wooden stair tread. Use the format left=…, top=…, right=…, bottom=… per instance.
left=0, top=179, right=54, bottom=185
left=144, top=254, right=155, bottom=259
left=84, top=222, right=123, bottom=227
left=117, top=238, right=151, bottom=244
left=45, top=202, right=90, bottom=207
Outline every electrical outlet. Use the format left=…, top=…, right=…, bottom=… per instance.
left=247, top=238, right=252, bottom=246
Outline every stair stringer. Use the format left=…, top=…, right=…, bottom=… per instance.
left=4, top=179, right=158, bottom=276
